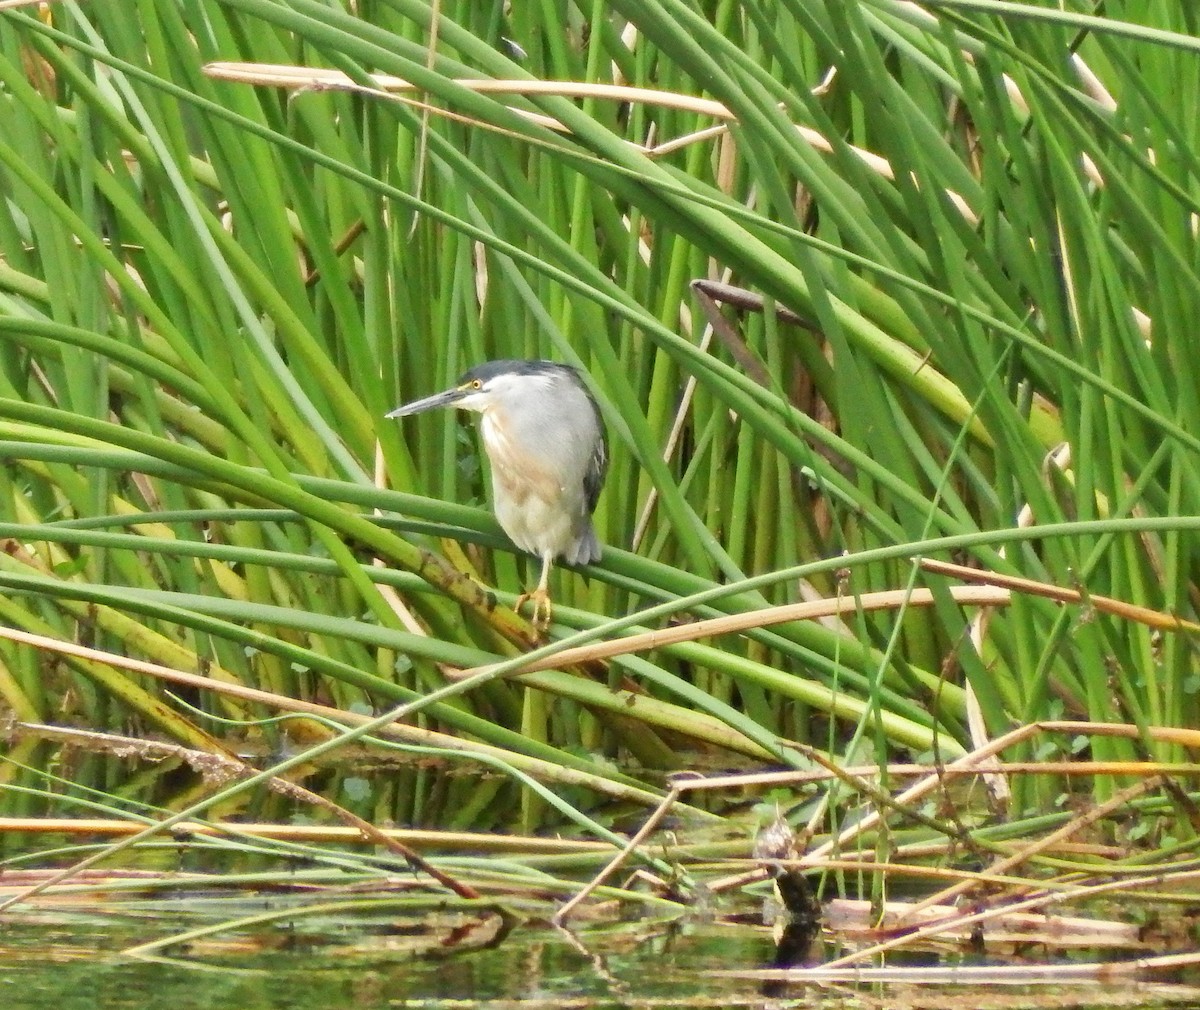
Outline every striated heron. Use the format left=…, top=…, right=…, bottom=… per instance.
left=387, top=359, right=607, bottom=629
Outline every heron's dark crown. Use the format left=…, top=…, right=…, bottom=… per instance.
left=459, top=359, right=581, bottom=386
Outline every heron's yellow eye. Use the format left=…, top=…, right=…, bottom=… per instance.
left=471, top=379, right=483, bottom=390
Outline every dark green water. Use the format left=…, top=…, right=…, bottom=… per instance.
left=3, top=914, right=767, bottom=1008
left=4, top=913, right=1200, bottom=1009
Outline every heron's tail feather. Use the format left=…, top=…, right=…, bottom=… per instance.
left=566, top=524, right=602, bottom=566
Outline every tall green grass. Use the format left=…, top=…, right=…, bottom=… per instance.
left=0, top=0, right=1197, bottom=843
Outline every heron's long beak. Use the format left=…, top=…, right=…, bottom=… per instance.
left=386, top=386, right=468, bottom=418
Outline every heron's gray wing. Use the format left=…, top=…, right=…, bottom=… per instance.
left=575, top=379, right=609, bottom=516
left=583, top=429, right=607, bottom=515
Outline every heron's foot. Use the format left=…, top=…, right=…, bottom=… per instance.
left=515, top=587, right=553, bottom=631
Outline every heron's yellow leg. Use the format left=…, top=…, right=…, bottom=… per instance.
left=515, top=552, right=555, bottom=631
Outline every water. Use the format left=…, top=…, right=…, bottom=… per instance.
left=3, top=911, right=1200, bottom=1009
left=1, top=912, right=768, bottom=1008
